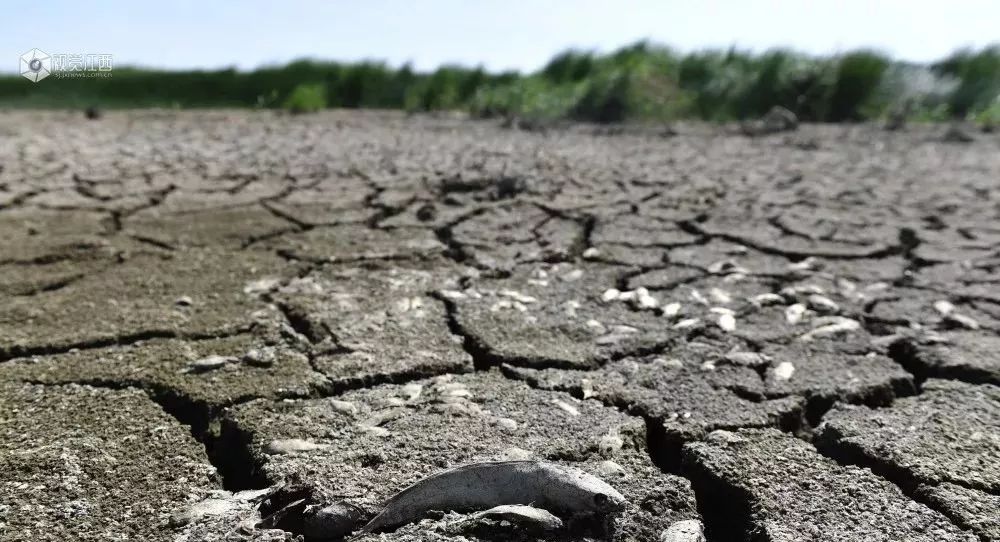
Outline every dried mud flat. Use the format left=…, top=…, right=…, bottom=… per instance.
left=1, top=109, right=999, bottom=542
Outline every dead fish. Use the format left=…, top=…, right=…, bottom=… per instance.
left=458, top=504, right=563, bottom=531
left=362, top=460, right=625, bottom=533
left=302, top=501, right=366, bottom=540
left=183, top=355, right=237, bottom=374
left=798, top=318, right=860, bottom=341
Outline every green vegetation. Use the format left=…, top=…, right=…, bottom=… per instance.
left=1, top=43, right=997, bottom=123
left=282, top=83, right=327, bottom=113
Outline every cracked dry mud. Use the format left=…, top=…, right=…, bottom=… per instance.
left=1, top=111, right=999, bottom=542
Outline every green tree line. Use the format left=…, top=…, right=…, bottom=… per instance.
left=2, top=42, right=997, bottom=123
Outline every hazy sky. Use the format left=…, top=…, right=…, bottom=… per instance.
left=5, top=0, right=998, bottom=73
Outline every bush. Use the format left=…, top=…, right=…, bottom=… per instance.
left=282, top=83, right=327, bottom=113
left=827, top=51, right=890, bottom=121
left=934, top=47, right=1000, bottom=117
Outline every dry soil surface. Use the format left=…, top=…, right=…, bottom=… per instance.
left=1, top=110, right=999, bottom=542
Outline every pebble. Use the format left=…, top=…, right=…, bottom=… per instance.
left=582, top=247, right=601, bottom=259
left=561, top=269, right=584, bottom=281
left=662, top=302, right=682, bottom=317
left=660, top=519, right=707, bottom=542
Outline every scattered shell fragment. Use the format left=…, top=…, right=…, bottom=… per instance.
left=785, top=303, right=807, bottom=325
left=243, top=277, right=281, bottom=295
left=723, top=351, right=772, bottom=367
left=497, top=447, right=534, bottom=461
left=175, top=295, right=193, bottom=307
left=673, top=318, right=701, bottom=329
left=689, top=289, right=709, bottom=305
left=601, top=288, right=622, bottom=302
left=494, top=417, right=519, bottom=432
left=945, top=313, right=980, bottom=330
left=660, top=519, right=707, bottom=542
left=634, top=287, right=659, bottom=309
left=933, top=300, right=955, bottom=316
left=169, top=497, right=238, bottom=527
left=499, top=290, right=538, bottom=304
left=772, top=361, right=796, bottom=381
left=717, top=313, right=736, bottom=332
left=552, top=399, right=580, bottom=416
left=787, top=257, right=817, bottom=272
left=751, top=293, right=785, bottom=306
left=662, top=302, right=682, bottom=317
left=709, top=287, right=732, bottom=305
left=596, top=460, right=627, bottom=477
left=808, top=294, right=840, bottom=313
left=264, top=439, right=328, bottom=455
left=599, top=431, right=625, bottom=454
left=401, top=383, right=423, bottom=401
left=329, top=399, right=358, bottom=415
left=439, top=289, right=467, bottom=300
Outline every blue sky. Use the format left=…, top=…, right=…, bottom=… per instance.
left=4, top=0, right=998, bottom=74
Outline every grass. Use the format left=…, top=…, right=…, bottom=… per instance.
left=0, top=43, right=997, bottom=124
